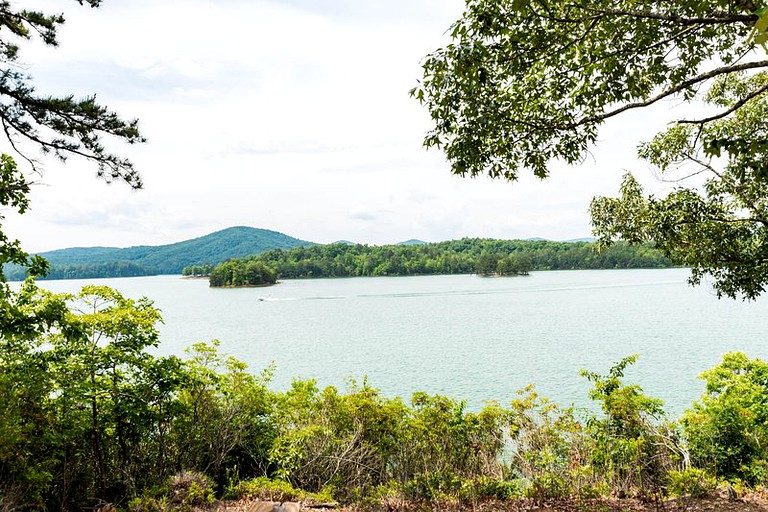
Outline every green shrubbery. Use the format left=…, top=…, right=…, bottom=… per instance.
left=4, top=281, right=768, bottom=510
left=129, top=471, right=215, bottom=512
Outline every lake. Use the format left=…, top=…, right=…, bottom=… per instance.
left=37, top=269, right=768, bottom=416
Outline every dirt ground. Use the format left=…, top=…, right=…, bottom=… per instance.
left=209, top=492, right=768, bottom=512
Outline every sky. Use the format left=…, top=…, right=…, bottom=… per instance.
left=6, top=0, right=679, bottom=252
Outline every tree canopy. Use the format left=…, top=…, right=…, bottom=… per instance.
left=211, top=238, right=670, bottom=282
left=414, top=1, right=768, bottom=299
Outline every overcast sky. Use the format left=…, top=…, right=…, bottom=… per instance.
left=6, top=0, right=678, bottom=252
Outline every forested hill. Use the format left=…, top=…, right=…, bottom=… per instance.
left=5, top=227, right=313, bottom=281
left=217, top=238, right=673, bottom=280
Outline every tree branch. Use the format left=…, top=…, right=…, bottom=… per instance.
left=569, top=60, right=768, bottom=128
left=576, top=7, right=755, bottom=26
left=678, top=83, right=768, bottom=124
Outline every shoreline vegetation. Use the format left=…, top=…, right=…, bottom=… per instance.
left=187, top=239, right=670, bottom=288
left=5, top=285, right=768, bottom=511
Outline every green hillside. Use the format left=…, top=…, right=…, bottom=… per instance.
left=5, top=226, right=313, bottom=281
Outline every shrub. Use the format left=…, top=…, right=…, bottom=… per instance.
left=458, top=476, right=523, bottom=501
left=401, top=471, right=463, bottom=502
left=582, top=356, right=683, bottom=497
left=129, top=471, right=214, bottom=512
left=508, top=385, right=596, bottom=500
left=682, top=353, right=768, bottom=484
left=269, top=379, right=406, bottom=499
left=667, top=468, right=716, bottom=498
left=226, top=477, right=334, bottom=504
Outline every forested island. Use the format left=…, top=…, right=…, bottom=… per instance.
left=195, top=238, right=672, bottom=287
left=208, top=260, right=277, bottom=287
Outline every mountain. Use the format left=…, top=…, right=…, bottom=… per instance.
left=397, top=239, right=427, bottom=245
left=6, top=226, right=313, bottom=281
left=562, top=237, right=596, bottom=243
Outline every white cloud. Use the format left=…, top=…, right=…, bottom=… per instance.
left=5, top=0, right=662, bottom=254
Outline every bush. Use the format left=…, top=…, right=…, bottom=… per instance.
left=682, top=353, right=768, bottom=484
left=401, top=471, right=463, bottom=502
left=269, top=379, right=407, bottom=499
left=667, top=468, right=716, bottom=498
left=458, top=476, right=523, bottom=501
left=129, top=471, right=214, bottom=512
left=508, top=385, right=596, bottom=500
left=226, top=477, right=334, bottom=504
left=582, top=356, right=682, bottom=497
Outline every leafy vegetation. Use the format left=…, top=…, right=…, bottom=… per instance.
left=682, top=352, right=768, bottom=484
left=4, top=227, right=312, bottom=281
left=181, top=264, right=213, bottom=277
left=415, top=1, right=768, bottom=299
left=591, top=73, right=768, bottom=299
left=209, top=260, right=278, bottom=287
left=205, top=238, right=671, bottom=283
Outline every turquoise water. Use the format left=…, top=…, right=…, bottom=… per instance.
left=38, top=269, right=768, bottom=416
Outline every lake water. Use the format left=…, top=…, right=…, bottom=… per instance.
left=37, top=269, right=768, bottom=417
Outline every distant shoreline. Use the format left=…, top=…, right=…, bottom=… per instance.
left=210, top=282, right=277, bottom=289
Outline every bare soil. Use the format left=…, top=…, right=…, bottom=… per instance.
left=208, top=492, right=768, bottom=512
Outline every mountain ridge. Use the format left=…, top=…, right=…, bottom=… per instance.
left=6, top=226, right=313, bottom=281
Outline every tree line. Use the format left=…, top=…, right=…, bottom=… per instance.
left=196, top=239, right=672, bottom=286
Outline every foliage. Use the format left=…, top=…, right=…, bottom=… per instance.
left=6, top=310, right=768, bottom=509
left=415, top=1, right=768, bottom=299
left=182, top=263, right=213, bottom=277
left=267, top=380, right=507, bottom=502
left=399, top=393, right=506, bottom=484
left=666, top=468, right=716, bottom=498
left=129, top=471, right=215, bottom=512
left=268, top=379, right=408, bottom=498
left=507, top=386, right=599, bottom=500
left=592, top=72, right=768, bottom=299
left=0, top=287, right=279, bottom=509
left=682, top=352, right=768, bottom=483
left=215, top=238, right=671, bottom=282
left=226, top=477, right=334, bottom=503
left=476, top=251, right=532, bottom=276
left=0, top=284, right=183, bottom=509
left=506, top=357, right=689, bottom=501
left=0, top=154, right=47, bottom=282
left=172, top=341, right=275, bottom=493
left=209, top=259, right=278, bottom=287
left=413, top=0, right=758, bottom=181
left=581, top=356, right=684, bottom=497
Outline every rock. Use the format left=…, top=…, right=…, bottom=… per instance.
left=245, top=501, right=280, bottom=512
left=276, top=502, right=300, bottom=512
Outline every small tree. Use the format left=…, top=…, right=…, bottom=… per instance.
left=682, top=352, right=768, bottom=483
